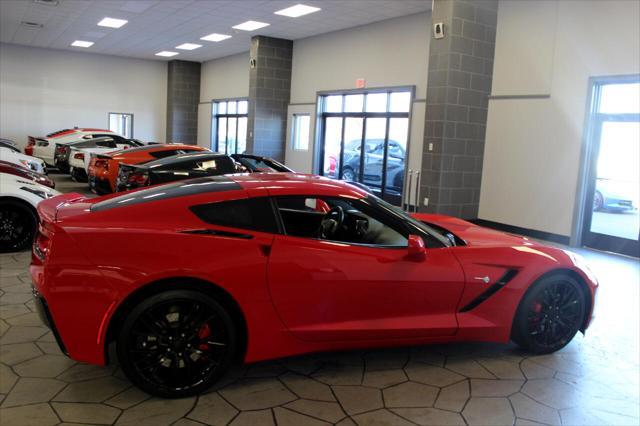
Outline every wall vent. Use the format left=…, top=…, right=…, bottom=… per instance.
left=20, top=21, right=44, bottom=29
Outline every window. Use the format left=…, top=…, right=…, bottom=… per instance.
left=292, top=114, right=310, bottom=150
left=317, top=88, right=412, bottom=206
left=275, top=196, right=408, bottom=247
left=212, top=100, right=248, bottom=155
left=108, top=113, right=133, bottom=138
left=190, top=197, right=278, bottom=233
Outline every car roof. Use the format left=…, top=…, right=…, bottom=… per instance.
left=139, top=152, right=229, bottom=169
left=228, top=173, right=369, bottom=198
left=111, top=144, right=204, bottom=157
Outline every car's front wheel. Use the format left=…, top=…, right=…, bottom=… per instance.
left=512, top=275, right=586, bottom=354
left=0, top=199, right=37, bottom=253
left=593, top=190, right=604, bottom=211
left=117, top=290, right=237, bottom=398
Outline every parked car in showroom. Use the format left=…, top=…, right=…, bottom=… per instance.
left=0, top=172, right=59, bottom=252
left=0, top=161, right=55, bottom=188
left=31, top=173, right=597, bottom=398
left=327, top=139, right=406, bottom=195
left=87, top=144, right=208, bottom=195
left=30, top=128, right=118, bottom=168
left=1, top=146, right=47, bottom=174
left=116, top=152, right=239, bottom=191
left=56, top=136, right=143, bottom=175
left=593, top=178, right=639, bottom=212
left=117, top=152, right=293, bottom=192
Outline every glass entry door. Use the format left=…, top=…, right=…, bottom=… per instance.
left=582, top=79, right=640, bottom=257
left=319, top=89, right=412, bottom=205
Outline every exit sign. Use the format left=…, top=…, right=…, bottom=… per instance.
left=356, top=78, right=366, bottom=88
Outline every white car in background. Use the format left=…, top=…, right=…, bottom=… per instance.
left=30, top=128, right=118, bottom=167
left=0, top=173, right=60, bottom=252
left=68, top=137, right=138, bottom=181
left=1, top=146, right=47, bottom=174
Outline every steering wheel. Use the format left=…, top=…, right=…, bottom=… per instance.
left=318, top=206, right=345, bottom=239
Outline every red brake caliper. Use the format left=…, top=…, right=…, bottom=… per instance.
left=198, top=323, right=211, bottom=352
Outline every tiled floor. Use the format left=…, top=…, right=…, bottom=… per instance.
left=0, top=174, right=638, bottom=426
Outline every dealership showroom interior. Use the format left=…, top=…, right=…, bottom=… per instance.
left=1, top=0, right=640, bottom=425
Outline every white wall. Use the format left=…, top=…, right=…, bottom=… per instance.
left=286, top=12, right=430, bottom=175
left=198, top=53, right=249, bottom=149
left=479, top=0, right=640, bottom=237
left=0, top=43, right=167, bottom=148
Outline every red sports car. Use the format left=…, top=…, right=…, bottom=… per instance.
left=30, top=174, right=598, bottom=398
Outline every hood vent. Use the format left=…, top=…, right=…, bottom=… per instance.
left=20, top=21, right=44, bottom=29
left=33, top=0, right=59, bottom=5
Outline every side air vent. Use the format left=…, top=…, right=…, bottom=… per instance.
left=20, top=21, right=44, bottom=29
left=459, top=269, right=519, bottom=312
left=33, top=0, right=59, bottom=6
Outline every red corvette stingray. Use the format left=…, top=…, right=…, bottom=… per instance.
left=31, top=174, right=597, bottom=397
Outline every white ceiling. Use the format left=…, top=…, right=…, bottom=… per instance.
left=0, top=0, right=431, bottom=62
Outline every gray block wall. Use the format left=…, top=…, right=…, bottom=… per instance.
left=247, top=36, right=293, bottom=161
left=419, top=0, right=498, bottom=219
left=166, top=60, right=201, bottom=145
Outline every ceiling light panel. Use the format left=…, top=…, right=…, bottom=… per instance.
left=97, top=17, right=128, bottom=28
left=274, top=4, right=321, bottom=18
left=176, top=43, right=202, bottom=50
left=155, top=51, right=178, bottom=57
left=71, top=40, right=94, bottom=48
left=232, top=21, right=270, bottom=31
left=200, top=33, right=232, bottom=42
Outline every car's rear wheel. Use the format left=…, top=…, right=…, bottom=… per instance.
left=0, top=199, right=37, bottom=253
left=117, top=290, right=237, bottom=398
left=593, top=190, right=604, bottom=211
left=513, top=275, right=586, bottom=354
left=342, top=167, right=355, bottom=182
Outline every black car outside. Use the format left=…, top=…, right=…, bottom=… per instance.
left=117, top=152, right=239, bottom=192
left=54, top=136, right=143, bottom=173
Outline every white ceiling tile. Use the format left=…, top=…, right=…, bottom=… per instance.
left=1, top=0, right=430, bottom=61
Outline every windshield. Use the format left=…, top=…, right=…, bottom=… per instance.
left=367, top=195, right=452, bottom=247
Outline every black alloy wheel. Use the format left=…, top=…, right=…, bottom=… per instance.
left=593, top=191, right=604, bottom=211
left=513, top=275, right=586, bottom=354
left=117, top=290, right=237, bottom=398
left=0, top=200, right=37, bottom=253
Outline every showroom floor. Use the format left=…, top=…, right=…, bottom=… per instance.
left=0, top=173, right=638, bottom=426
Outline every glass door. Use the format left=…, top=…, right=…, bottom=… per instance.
left=582, top=79, right=640, bottom=257
left=318, top=89, right=412, bottom=205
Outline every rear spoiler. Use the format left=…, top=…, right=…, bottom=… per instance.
left=37, top=193, right=85, bottom=223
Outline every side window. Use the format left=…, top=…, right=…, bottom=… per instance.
left=190, top=197, right=278, bottom=233
left=194, top=157, right=237, bottom=174
left=275, top=196, right=408, bottom=247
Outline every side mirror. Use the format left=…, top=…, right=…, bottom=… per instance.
left=407, top=235, right=426, bottom=260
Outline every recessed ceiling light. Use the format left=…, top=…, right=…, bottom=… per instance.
left=97, top=17, right=128, bottom=28
left=200, top=33, right=232, bottom=42
left=274, top=4, right=321, bottom=18
left=71, top=40, right=94, bottom=48
left=176, top=43, right=202, bottom=50
left=232, top=20, right=270, bottom=31
left=155, top=51, right=179, bottom=57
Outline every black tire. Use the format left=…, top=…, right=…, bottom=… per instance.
left=512, top=275, right=586, bottom=354
left=71, top=168, right=88, bottom=183
left=56, top=164, right=70, bottom=174
left=117, top=290, right=238, bottom=398
left=0, top=199, right=38, bottom=253
left=593, top=191, right=604, bottom=211
left=342, top=167, right=356, bottom=182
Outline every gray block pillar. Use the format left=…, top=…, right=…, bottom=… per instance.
left=420, top=0, right=498, bottom=218
left=166, top=60, right=201, bottom=145
left=247, top=36, right=293, bottom=161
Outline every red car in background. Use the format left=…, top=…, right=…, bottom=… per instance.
left=31, top=174, right=597, bottom=398
left=0, top=160, right=55, bottom=188
left=87, top=144, right=207, bottom=194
